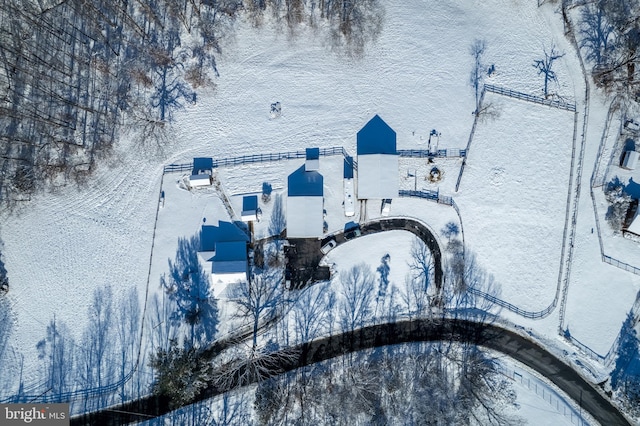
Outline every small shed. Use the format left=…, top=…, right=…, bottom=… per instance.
left=622, top=150, right=638, bottom=170
left=189, top=157, right=214, bottom=187
left=287, top=165, right=324, bottom=238
left=306, top=148, right=320, bottom=171
left=241, top=195, right=260, bottom=222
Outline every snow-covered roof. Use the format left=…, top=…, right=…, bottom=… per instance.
left=189, top=174, right=211, bottom=187
left=357, top=115, right=397, bottom=156
left=287, top=196, right=324, bottom=238
left=622, top=150, right=638, bottom=170
left=287, top=165, right=323, bottom=197
left=357, top=154, right=399, bottom=199
left=627, top=209, right=640, bottom=236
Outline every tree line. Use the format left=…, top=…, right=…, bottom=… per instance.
left=0, top=0, right=382, bottom=209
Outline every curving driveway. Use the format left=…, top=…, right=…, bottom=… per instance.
left=72, top=318, right=631, bottom=426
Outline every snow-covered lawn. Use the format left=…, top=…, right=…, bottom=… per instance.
left=323, top=230, right=420, bottom=291
left=456, top=92, right=575, bottom=312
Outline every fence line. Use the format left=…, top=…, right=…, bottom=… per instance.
left=498, top=364, right=591, bottom=426
left=602, top=255, right=640, bottom=275
left=397, top=148, right=466, bottom=158
left=455, top=88, right=485, bottom=192
left=468, top=287, right=554, bottom=319
left=485, top=84, right=577, bottom=112
left=163, top=146, right=355, bottom=174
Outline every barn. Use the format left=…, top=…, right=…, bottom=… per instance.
left=356, top=115, right=399, bottom=199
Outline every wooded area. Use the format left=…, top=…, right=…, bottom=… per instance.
left=0, top=0, right=381, bottom=208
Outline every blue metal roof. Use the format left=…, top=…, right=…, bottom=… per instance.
left=192, top=157, right=213, bottom=175
left=288, top=165, right=323, bottom=197
left=306, top=147, right=320, bottom=160
left=242, top=195, right=258, bottom=212
left=343, top=156, right=354, bottom=179
left=200, top=221, right=248, bottom=252
left=357, top=115, right=397, bottom=155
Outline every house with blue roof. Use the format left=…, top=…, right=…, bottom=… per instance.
left=287, top=164, right=324, bottom=238
left=356, top=115, right=399, bottom=199
left=198, top=220, right=249, bottom=297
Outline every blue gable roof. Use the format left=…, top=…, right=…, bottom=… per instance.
left=192, top=157, right=213, bottom=175
left=288, top=165, right=323, bottom=197
left=200, top=221, right=248, bottom=252
left=242, top=195, right=258, bottom=212
left=306, top=147, right=320, bottom=160
left=343, top=156, right=354, bottom=179
left=357, top=115, right=397, bottom=155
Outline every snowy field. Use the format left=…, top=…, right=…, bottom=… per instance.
left=562, top=91, right=640, bottom=357
left=1, top=0, right=623, bottom=421
left=457, top=92, right=575, bottom=312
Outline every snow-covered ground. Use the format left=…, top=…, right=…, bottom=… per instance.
left=456, top=92, right=576, bottom=312
left=2, top=0, right=639, bottom=422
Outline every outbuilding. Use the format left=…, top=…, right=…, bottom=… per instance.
left=241, top=195, right=260, bottom=222
left=356, top=115, right=399, bottom=199
left=189, top=157, right=214, bottom=187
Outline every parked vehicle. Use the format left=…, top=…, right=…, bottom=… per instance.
left=321, top=238, right=337, bottom=254
left=344, top=228, right=361, bottom=240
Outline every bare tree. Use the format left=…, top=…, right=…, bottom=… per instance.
left=470, top=39, right=487, bottom=112
left=292, top=282, right=335, bottom=344
left=339, top=263, right=374, bottom=333
left=408, top=237, right=433, bottom=293
left=115, top=287, right=141, bottom=402
left=231, top=270, right=283, bottom=353
left=533, top=44, right=565, bottom=98
left=400, top=274, right=431, bottom=320
left=580, top=3, right=615, bottom=67
left=36, top=317, right=74, bottom=400
left=77, top=285, right=116, bottom=411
